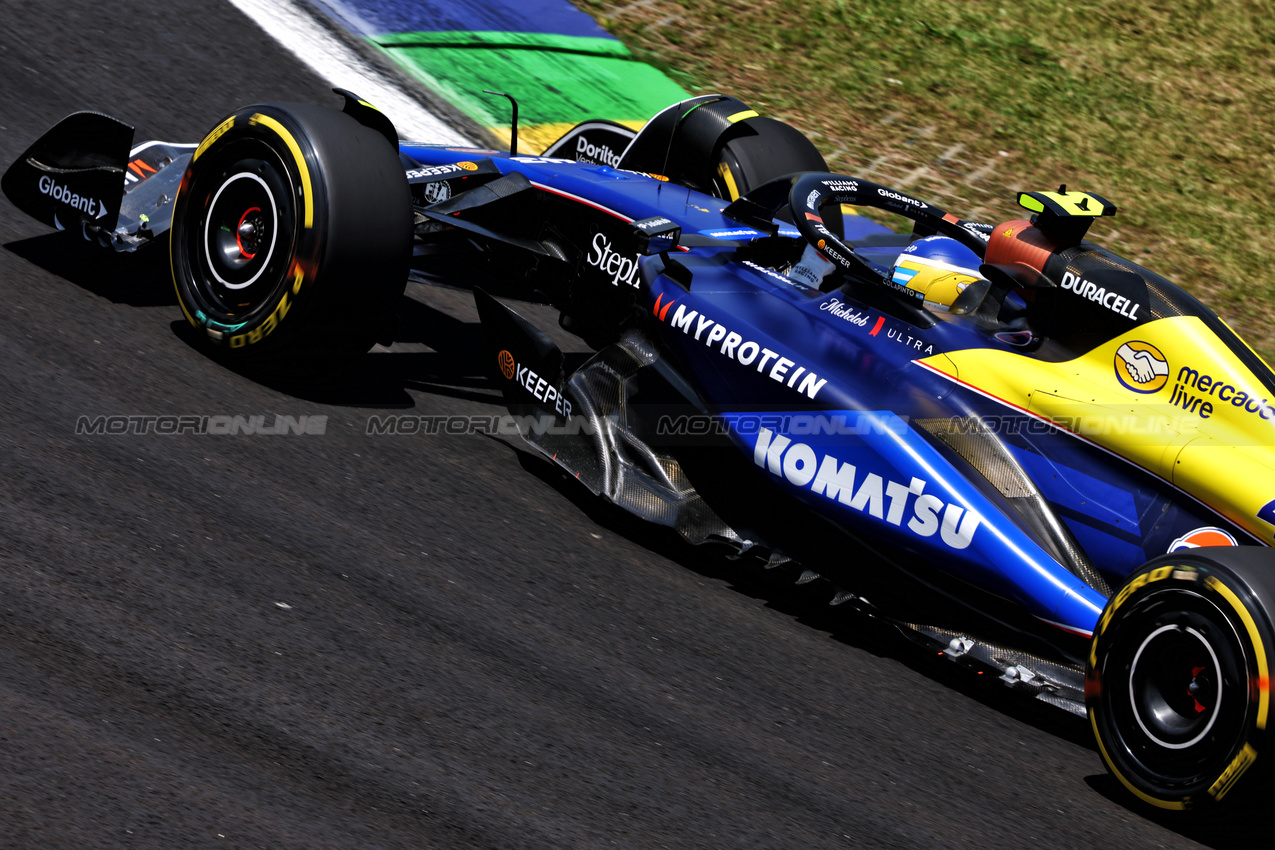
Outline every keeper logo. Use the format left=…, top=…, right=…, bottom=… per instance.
left=498, top=349, right=516, bottom=380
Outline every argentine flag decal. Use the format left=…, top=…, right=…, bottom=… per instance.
left=891, top=263, right=920, bottom=286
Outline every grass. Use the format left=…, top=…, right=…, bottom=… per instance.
left=571, top=0, right=1275, bottom=355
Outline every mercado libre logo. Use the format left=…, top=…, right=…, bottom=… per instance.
left=497, top=349, right=516, bottom=380
left=1114, top=340, right=1169, bottom=394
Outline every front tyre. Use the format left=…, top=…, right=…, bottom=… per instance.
left=171, top=101, right=411, bottom=376
left=1087, top=549, right=1275, bottom=811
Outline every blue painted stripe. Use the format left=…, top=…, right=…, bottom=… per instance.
left=310, top=0, right=615, bottom=39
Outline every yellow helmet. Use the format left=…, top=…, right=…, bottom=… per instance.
left=890, top=236, right=985, bottom=313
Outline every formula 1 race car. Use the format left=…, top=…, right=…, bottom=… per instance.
left=7, top=90, right=1275, bottom=814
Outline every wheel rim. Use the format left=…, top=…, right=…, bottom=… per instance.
left=1129, top=624, right=1222, bottom=749
left=1099, top=588, right=1251, bottom=791
left=182, top=141, right=297, bottom=327
left=204, top=171, right=277, bottom=290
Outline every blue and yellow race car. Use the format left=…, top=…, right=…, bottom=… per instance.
left=7, top=90, right=1275, bottom=813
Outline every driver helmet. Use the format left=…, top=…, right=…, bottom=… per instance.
left=890, top=235, right=985, bottom=313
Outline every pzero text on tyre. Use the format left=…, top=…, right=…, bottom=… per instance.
left=170, top=100, right=411, bottom=376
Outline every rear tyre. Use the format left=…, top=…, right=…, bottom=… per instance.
left=618, top=95, right=826, bottom=200
left=1087, top=549, right=1275, bottom=811
left=171, top=101, right=411, bottom=376
left=709, top=116, right=827, bottom=201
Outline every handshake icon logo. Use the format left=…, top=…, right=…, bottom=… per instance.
left=1114, top=341, right=1169, bottom=393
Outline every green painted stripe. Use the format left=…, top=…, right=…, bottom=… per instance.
left=381, top=42, right=687, bottom=127
left=374, top=30, right=633, bottom=59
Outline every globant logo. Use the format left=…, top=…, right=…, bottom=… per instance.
left=876, top=187, right=927, bottom=209
left=39, top=175, right=107, bottom=218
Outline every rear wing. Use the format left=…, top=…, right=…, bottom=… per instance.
left=2, top=111, right=194, bottom=251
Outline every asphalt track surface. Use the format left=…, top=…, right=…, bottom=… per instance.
left=0, top=3, right=1264, bottom=848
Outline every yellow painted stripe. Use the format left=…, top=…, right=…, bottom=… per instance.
left=727, top=109, right=759, bottom=124
left=249, top=113, right=313, bottom=229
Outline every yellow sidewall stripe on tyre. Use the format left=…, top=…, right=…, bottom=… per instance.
left=1091, top=564, right=1271, bottom=808
left=229, top=287, right=294, bottom=349
left=716, top=161, right=740, bottom=201
left=249, top=113, right=313, bottom=229
left=1205, top=575, right=1270, bottom=729
left=1089, top=711, right=1190, bottom=810
left=1089, top=563, right=1189, bottom=808
left=1089, top=563, right=1190, bottom=810
left=193, top=115, right=235, bottom=162
left=1090, top=565, right=1176, bottom=667
left=1208, top=743, right=1257, bottom=801
left=171, top=205, right=198, bottom=328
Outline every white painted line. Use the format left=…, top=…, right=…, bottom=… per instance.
left=225, top=0, right=471, bottom=144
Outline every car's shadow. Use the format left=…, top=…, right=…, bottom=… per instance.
left=501, top=438, right=1271, bottom=849
left=190, top=295, right=594, bottom=409
left=168, top=291, right=507, bottom=408
left=6, top=232, right=594, bottom=411
left=6, top=231, right=178, bottom=307
left=1081, top=771, right=1270, bottom=846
